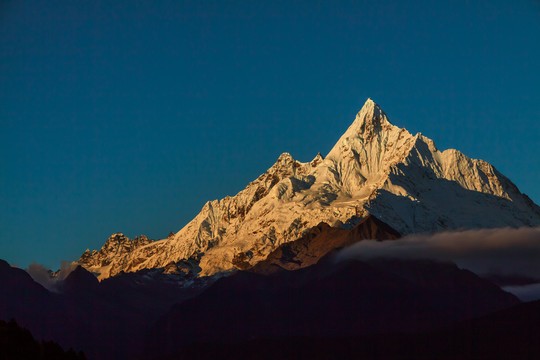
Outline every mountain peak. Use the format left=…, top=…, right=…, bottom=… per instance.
left=326, top=98, right=395, bottom=160
left=351, top=98, right=392, bottom=138
left=337, top=98, right=393, bottom=144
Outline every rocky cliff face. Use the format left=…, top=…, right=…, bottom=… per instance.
left=79, top=233, right=154, bottom=278
left=248, top=215, right=401, bottom=275
left=78, top=99, right=540, bottom=280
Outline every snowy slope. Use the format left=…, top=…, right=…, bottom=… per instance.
left=78, top=99, right=540, bottom=279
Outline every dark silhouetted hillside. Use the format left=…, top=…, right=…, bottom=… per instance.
left=0, top=319, right=86, bottom=360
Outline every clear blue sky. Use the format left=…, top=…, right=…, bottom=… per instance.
left=1, top=0, right=539, bottom=269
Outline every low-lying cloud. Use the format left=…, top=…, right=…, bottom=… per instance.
left=26, top=261, right=78, bottom=292
left=502, top=284, right=540, bottom=302
left=336, top=226, right=540, bottom=299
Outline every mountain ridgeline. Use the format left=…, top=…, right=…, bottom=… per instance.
left=77, top=98, right=540, bottom=280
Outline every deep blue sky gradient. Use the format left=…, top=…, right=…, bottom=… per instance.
left=1, top=0, right=539, bottom=269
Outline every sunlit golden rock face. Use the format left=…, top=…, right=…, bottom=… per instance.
left=78, top=99, right=540, bottom=280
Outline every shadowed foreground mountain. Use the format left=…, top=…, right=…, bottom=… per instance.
left=173, top=299, right=540, bottom=360
left=0, top=319, right=86, bottom=360
left=0, top=259, right=206, bottom=360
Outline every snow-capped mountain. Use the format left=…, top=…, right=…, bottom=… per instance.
left=78, top=99, right=540, bottom=279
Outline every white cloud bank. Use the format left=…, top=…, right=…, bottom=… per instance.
left=336, top=226, right=540, bottom=300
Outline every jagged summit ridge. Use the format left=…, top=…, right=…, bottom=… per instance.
left=79, top=233, right=153, bottom=277
left=346, top=98, right=392, bottom=138
left=78, top=98, right=540, bottom=280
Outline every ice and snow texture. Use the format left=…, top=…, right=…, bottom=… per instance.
left=79, top=99, right=540, bottom=279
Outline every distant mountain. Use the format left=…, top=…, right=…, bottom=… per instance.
left=78, top=98, right=540, bottom=279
